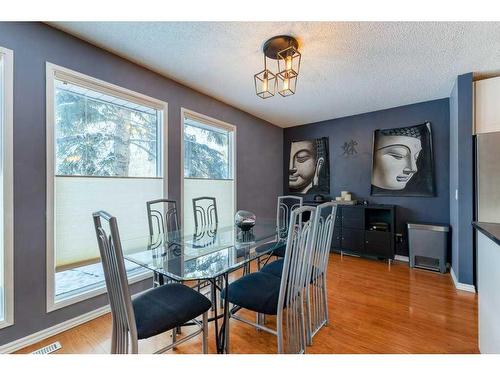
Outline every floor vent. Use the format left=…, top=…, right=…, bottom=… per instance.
left=31, top=341, right=62, bottom=354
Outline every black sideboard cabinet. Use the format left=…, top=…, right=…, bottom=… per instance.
left=331, top=204, right=396, bottom=261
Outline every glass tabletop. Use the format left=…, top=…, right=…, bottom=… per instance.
left=121, top=219, right=281, bottom=281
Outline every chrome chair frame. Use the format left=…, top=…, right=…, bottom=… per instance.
left=93, top=211, right=208, bottom=354
left=277, top=196, right=303, bottom=241
left=229, top=206, right=316, bottom=354
left=146, top=199, right=180, bottom=287
left=304, top=202, right=337, bottom=345
left=192, top=196, right=223, bottom=307
left=192, top=196, right=218, bottom=229
left=146, top=199, right=180, bottom=238
left=257, top=195, right=303, bottom=269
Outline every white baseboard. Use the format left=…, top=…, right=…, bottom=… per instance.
left=394, top=255, right=409, bottom=262
left=450, top=267, right=476, bottom=293
left=0, top=305, right=110, bottom=354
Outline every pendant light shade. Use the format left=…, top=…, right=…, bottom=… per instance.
left=277, top=71, right=297, bottom=97
left=277, top=45, right=301, bottom=78
left=254, top=56, right=276, bottom=99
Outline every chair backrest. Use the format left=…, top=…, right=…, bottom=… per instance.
left=277, top=205, right=316, bottom=354
left=93, top=211, right=138, bottom=354
left=276, top=195, right=303, bottom=241
left=307, top=202, right=337, bottom=283
left=192, top=226, right=218, bottom=248
left=146, top=199, right=180, bottom=238
left=192, top=196, right=218, bottom=229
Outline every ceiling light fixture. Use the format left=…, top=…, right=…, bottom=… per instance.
left=254, top=35, right=301, bottom=99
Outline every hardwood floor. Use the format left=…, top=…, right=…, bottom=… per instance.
left=15, top=254, right=478, bottom=354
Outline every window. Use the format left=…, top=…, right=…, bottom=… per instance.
left=0, top=46, right=13, bottom=329
left=47, top=64, right=167, bottom=311
left=184, top=119, right=232, bottom=179
left=182, top=109, right=235, bottom=234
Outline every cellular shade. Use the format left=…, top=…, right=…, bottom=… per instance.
left=55, top=176, right=163, bottom=270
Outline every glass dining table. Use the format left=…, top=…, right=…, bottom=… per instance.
left=121, top=219, right=282, bottom=354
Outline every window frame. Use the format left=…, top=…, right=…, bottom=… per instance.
left=46, top=63, right=168, bottom=312
left=180, top=108, right=237, bottom=229
left=0, top=46, right=14, bottom=330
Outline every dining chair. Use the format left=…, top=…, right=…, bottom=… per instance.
left=304, top=202, right=337, bottom=345
left=259, top=202, right=337, bottom=344
left=146, top=198, right=215, bottom=335
left=146, top=199, right=181, bottom=287
left=192, top=196, right=218, bottom=229
left=192, top=196, right=222, bottom=304
left=222, top=205, right=316, bottom=354
left=256, top=195, right=303, bottom=266
left=146, top=198, right=180, bottom=238
left=93, top=210, right=211, bottom=354
left=253, top=196, right=301, bottom=325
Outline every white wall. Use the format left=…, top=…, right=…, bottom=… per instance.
left=475, top=76, right=500, bottom=134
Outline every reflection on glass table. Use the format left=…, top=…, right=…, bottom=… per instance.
left=121, top=219, right=280, bottom=282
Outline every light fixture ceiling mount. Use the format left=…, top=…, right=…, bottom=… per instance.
left=262, top=35, right=299, bottom=60
left=254, top=35, right=301, bottom=99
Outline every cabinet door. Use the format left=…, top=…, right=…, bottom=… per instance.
left=341, top=228, right=365, bottom=253
left=331, top=227, right=342, bottom=251
left=330, top=207, right=342, bottom=251
left=342, top=208, right=364, bottom=229
left=364, top=231, right=392, bottom=258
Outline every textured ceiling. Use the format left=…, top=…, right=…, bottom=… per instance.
left=49, top=22, right=500, bottom=128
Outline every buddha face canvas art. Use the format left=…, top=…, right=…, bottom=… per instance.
left=371, top=123, right=434, bottom=197
left=288, top=137, right=330, bottom=194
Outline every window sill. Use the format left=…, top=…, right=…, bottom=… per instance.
left=47, top=269, right=153, bottom=313
left=0, top=318, right=14, bottom=330
left=184, top=177, right=234, bottom=181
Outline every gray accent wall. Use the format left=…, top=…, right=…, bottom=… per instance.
left=449, top=73, right=474, bottom=285
left=283, top=98, right=451, bottom=256
left=0, top=22, right=282, bottom=346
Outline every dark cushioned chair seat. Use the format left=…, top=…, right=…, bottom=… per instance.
left=261, top=259, right=321, bottom=283
left=133, top=283, right=211, bottom=340
left=255, top=241, right=286, bottom=257
left=260, top=258, right=284, bottom=278
left=222, top=272, right=282, bottom=315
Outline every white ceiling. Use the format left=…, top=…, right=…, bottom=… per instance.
left=49, top=22, right=500, bottom=128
